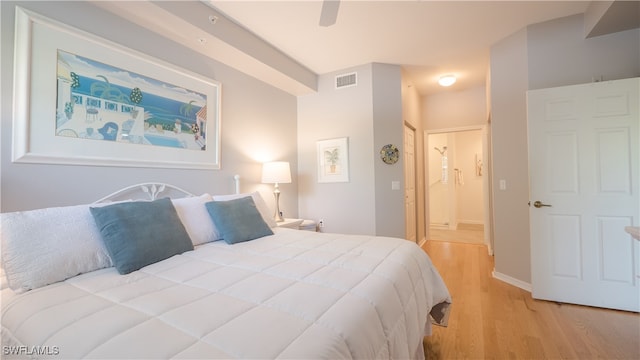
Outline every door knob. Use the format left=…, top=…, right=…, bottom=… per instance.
left=533, top=200, right=552, bottom=208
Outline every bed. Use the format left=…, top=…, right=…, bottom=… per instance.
left=1, top=182, right=451, bottom=359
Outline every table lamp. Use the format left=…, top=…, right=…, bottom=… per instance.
left=261, top=161, right=291, bottom=222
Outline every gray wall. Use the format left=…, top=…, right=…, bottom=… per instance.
left=423, top=86, right=488, bottom=130
left=1, top=1, right=298, bottom=214
left=490, top=14, right=640, bottom=284
left=527, top=14, right=640, bottom=90
left=297, top=63, right=405, bottom=237
left=489, top=27, right=531, bottom=284
left=297, top=64, right=376, bottom=235
left=372, top=63, right=404, bottom=238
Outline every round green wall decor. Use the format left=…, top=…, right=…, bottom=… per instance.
left=380, top=144, right=399, bottom=164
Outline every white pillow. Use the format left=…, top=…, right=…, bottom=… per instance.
left=172, top=194, right=221, bottom=245
left=212, top=191, right=278, bottom=228
left=0, top=204, right=113, bottom=292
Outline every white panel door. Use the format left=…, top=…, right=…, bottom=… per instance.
left=404, top=125, right=417, bottom=242
left=527, top=78, right=639, bottom=312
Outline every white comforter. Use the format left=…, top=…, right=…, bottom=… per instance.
left=1, top=228, right=450, bottom=359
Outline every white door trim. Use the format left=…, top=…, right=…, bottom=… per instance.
left=404, top=124, right=417, bottom=243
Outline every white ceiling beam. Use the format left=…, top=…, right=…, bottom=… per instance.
left=94, top=0, right=317, bottom=95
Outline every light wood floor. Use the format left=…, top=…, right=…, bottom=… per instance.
left=421, top=241, right=640, bottom=360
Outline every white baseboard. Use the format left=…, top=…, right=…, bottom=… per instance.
left=492, top=270, right=532, bottom=292
left=457, top=220, right=484, bottom=225
left=418, top=236, right=427, bottom=247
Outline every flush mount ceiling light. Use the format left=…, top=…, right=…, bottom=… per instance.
left=438, top=75, right=457, bottom=87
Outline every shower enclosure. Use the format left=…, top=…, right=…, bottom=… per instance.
left=428, top=133, right=454, bottom=229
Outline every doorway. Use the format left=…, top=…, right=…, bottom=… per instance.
left=426, top=127, right=490, bottom=247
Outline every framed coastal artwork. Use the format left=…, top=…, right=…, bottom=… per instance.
left=317, top=137, right=349, bottom=183
left=12, top=7, right=221, bottom=169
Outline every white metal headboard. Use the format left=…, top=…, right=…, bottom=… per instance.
left=93, top=175, right=241, bottom=204
left=92, top=183, right=193, bottom=203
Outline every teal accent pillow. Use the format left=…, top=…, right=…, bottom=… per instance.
left=205, top=197, right=274, bottom=244
left=90, top=198, right=194, bottom=274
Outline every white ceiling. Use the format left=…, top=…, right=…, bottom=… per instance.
left=95, top=1, right=595, bottom=96
left=207, top=0, right=591, bottom=95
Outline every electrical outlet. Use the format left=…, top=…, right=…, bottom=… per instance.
left=318, top=219, right=324, bottom=228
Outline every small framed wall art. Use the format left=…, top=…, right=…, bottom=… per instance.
left=317, top=137, right=349, bottom=183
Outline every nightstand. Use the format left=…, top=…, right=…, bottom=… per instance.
left=299, top=220, right=317, bottom=231
left=276, top=218, right=304, bottom=229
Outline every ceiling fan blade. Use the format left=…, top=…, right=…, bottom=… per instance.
left=319, top=0, right=340, bottom=27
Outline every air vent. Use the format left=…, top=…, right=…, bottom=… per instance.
left=335, top=72, right=357, bottom=89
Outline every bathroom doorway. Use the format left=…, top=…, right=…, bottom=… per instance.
left=426, top=126, right=490, bottom=247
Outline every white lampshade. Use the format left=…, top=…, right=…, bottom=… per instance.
left=261, top=161, right=292, bottom=184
